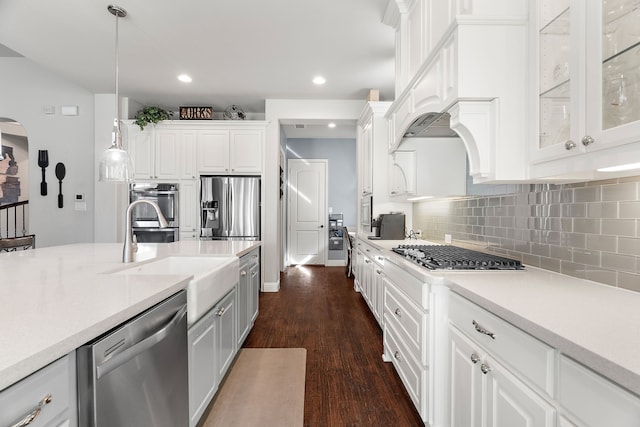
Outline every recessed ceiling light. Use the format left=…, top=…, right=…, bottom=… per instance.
left=597, top=162, right=640, bottom=172
left=178, top=74, right=192, bottom=83
left=312, top=76, right=326, bottom=85
left=328, top=123, right=336, bottom=128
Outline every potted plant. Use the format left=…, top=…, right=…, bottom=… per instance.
left=134, top=106, right=173, bottom=130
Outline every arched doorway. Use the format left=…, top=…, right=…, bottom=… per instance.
left=0, top=118, right=33, bottom=251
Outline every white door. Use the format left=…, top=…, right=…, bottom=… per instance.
left=288, top=159, right=327, bottom=265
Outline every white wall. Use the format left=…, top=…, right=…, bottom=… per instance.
left=0, top=58, right=95, bottom=247
left=264, top=99, right=365, bottom=291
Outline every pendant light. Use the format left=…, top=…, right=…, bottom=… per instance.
left=98, top=4, right=133, bottom=182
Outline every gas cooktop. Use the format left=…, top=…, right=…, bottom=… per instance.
left=392, top=245, right=524, bottom=270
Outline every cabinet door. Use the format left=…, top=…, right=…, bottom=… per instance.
left=250, top=260, right=259, bottom=322
left=584, top=0, right=640, bottom=151
left=237, top=261, right=250, bottom=346
left=198, top=130, right=229, bottom=173
left=448, top=327, right=482, bottom=427
left=359, top=122, right=373, bottom=195
left=229, top=130, right=262, bottom=173
left=180, top=130, right=198, bottom=179
left=179, top=179, right=198, bottom=233
left=155, top=129, right=180, bottom=179
left=484, top=353, right=556, bottom=427
left=128, top=126, right=154, bottom=180
left=188, top=311, right=217, bottom=427
left=216, top=289, right=237, bottom=379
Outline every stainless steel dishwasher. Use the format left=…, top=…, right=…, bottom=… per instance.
left=77, top=290, right=188, bottom=427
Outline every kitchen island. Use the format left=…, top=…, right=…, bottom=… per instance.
left=0, top=240, right=260, bottom=392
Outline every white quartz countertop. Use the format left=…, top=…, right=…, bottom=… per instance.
left=356, top=235, right=640, bottom=396
left=0, top=240, right=261, bottom=391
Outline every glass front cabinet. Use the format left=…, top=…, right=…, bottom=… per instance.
left=531, top=0, right=640, bottom=177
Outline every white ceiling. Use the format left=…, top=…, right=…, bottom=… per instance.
left=0, top=0, right=395, bottom=139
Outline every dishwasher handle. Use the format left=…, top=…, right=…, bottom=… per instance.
left=96, top=304, right=187, bottom=379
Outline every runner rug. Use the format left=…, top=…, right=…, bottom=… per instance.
left=201, top=348, right=307, bottom=427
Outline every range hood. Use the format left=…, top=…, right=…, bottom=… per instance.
left=403, top=112, right=458, bottom=138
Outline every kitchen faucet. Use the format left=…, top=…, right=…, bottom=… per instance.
left=123, top=200, right=169, bottom=263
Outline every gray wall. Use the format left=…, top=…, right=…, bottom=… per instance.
left=413, top=175, right=640, bottom=292
left=0, top=57, right=95, bottom=247
left=285, top=138, right=357, bottom=229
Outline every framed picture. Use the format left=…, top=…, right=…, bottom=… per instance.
left=179, top=106, right=212, bottom=120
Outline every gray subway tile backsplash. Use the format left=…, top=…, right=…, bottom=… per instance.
left=412, top=175, right=640, bottom=292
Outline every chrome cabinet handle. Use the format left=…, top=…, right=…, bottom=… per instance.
left=216, top=307, right=227, bottom=316
left=472, top=320, right=496, bottom=339
left=582, top=135, right=594, bottom=146
left=394, top=308, right=401, bottom=317
left=11, top=394, right=52, bottom=427
left=240, top=270, right=247, bottom=276
left=480, top=364, right=492, bottom=374
left=470, top=353, right=480, bottom=364
left=376, top=269, right=382, bottom=275
left=394, top=351, right=401, bottom=362
left=564, top=140, right=576, bottom=150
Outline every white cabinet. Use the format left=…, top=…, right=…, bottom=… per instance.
left=188, top=309, right=217, bottom=427
left=385, top=1, right=529, bottom=183
left=355, top=239, right=384, bottom=326
left=446, top=292, right=556, bottom=427
left=448, top=327, right=555, bottom=427
left=126, top=124, right=196, bottom=181
left=382, top=259, right=430, bottom=424
left=198, top=129, right=263, bottom=174
left=237, top=248, right=260, bottom=346
left=187, top=287, right=239, bottom=427
left=557, top=355, right=640, bottom=427
left=530, top=0, right=640, bottom=179
left=0, top=353, right=77, bottom=427
left=179, top=179, right=198, bottom=236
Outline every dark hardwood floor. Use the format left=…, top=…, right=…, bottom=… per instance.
left=243, top=265, right=424, bottom=426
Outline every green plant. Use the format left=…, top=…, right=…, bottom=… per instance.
left=134, top=106, right=172, bottom=130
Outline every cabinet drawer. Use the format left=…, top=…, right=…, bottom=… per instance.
left=384, top=278, right=428, bottom=363
left=384, top=260, right=429, bottom=310
left=384, top=320, right=426, bottom=418
left=449, top=292, right=555, bottom=396
left=0, top=353, right=75, bottom=427
left=559, top=355, right=640, bottom=427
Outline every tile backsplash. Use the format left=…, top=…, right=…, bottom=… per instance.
left=412, top=176, right=640, bottom=292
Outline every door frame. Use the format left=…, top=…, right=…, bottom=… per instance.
left=286, top=158, right=328, bottom=266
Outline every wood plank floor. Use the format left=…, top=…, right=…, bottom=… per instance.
left=243, top=265, right=424, bottom=426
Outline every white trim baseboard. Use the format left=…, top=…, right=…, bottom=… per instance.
left=325, top=260, right=346, bottom=267
left=262, top=279, right=280, bottom=292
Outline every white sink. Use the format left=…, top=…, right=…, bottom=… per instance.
left=114, top=256, right=239, bottom=325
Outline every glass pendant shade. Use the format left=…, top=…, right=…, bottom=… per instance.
left=98, top=118, right=132, bottom=182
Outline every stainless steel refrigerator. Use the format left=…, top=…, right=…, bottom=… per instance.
left=200, top=176, right=260, bottom=240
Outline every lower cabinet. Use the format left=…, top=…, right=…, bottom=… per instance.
left=237, top=248, right=260, bottom=346
left=0, top=352, right=77, bottom=427
left=558, top=355, right=640, bottom=427
left=188, top=288, right=237, bottom=427
left=448, top=326, right=555, bottom=427
left=355, top=239, right=384, bottom=326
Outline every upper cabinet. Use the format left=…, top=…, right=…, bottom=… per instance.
left=124, top=121, right=267, bottom=181
left=198, top=128, right=264, bottom=174
left=530, top=0, right=640, bottom=180
left=384, top=0, right=530, bottom=183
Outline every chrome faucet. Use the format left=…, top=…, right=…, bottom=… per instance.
left=123, top=200, right=169, bottom=263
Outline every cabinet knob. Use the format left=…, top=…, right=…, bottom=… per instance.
left=394, top=351, right=402, bottom=362
left=216, top=307, right=227, bottom=317
left=582, top=135, right=595, bottom=146
left=240, top=270, right=247, bottom=276
left=394, top=308, right=401, bottom=317
left=480, top=363, right=492, bottom=375
left=470, top=353, right=480, bottom=364
left=564, top=140, right=576, bottom=150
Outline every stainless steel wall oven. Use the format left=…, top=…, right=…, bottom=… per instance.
left=130, top=183, right=179, bottom=242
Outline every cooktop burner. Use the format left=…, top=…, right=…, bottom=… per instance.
left=392, top=245, right=524, bottom=270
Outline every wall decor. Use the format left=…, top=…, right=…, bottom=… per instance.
left=180, top=106, right=212, bottom=120
left=223, top=105, right=246, bottom=120
left=134, top=106, right=172, bottom=130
